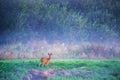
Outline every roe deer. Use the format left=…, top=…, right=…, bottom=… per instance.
left=39, top=53, right=52, bottom=67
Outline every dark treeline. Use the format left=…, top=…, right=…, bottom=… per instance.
left=0, top=0, right=120, bottom=45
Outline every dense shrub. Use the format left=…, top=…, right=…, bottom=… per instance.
left=0, top=41, right=120, bottom=59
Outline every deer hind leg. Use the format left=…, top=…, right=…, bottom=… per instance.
left=39, top=62, right=43, bottom=67
left=39, top=62, right=45, bottom=67
left=41, top=63, right=45, bottom=67
left=39, top=63, right=41, bottom=66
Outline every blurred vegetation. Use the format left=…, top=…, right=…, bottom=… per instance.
left=0, top=59, right=120, bottom=80
left=0, top=0, right=120, bottom=44
left=0, top=0, right=120, bottom=59
left=0, top=41, right=120, bottom=59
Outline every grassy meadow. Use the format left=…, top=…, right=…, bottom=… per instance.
left=0, top=0, right=120, bottom=80
left=0, top=59, right=120, bottom=80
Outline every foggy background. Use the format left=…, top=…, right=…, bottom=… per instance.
left=0, top=0, right=120, bottom=59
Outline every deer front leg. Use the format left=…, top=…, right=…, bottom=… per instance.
left=46, top=62, right=49, bottom=66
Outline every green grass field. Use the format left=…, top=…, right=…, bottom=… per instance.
left=0, top=59, right=120, bottom=80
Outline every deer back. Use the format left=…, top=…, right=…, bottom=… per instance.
left=40, top=57, right=50, bottom=64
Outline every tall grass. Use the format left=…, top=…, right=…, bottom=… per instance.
left=0, top=59, right=120, bottom=80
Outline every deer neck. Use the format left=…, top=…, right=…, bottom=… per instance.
left=48, top=55, right=51, bottom=60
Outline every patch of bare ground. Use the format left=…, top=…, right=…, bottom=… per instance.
left=23, top=68, right=55, bottom=80
left=23, top=66, right=93, bottom=80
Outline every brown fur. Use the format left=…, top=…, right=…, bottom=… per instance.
left=39, top=53, right=52, bottom=66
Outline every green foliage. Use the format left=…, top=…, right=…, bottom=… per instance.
left=1, top=0, right=120, bottom=43
left=0, top=59, right=120, bottom=80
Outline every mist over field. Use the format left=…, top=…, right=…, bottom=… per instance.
left=0, top=1, right=120, bottom=80
left=0, top=0, right=120, bottom=59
